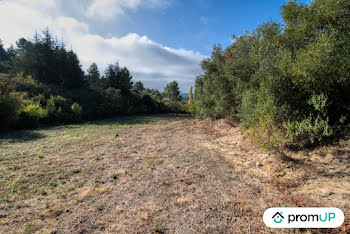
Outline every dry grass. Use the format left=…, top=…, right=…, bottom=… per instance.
left=0, top=114, right=349, bottom=233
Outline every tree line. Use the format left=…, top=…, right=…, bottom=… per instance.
left=0, top=28, right=185, bottom=131
left=194, top=0, right=350, bottom=148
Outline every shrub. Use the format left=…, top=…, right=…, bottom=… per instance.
left=284, top=115, right=332, bottom=144
left=71, top=102, right=83, bottom=122
left=246, top=112, right=285, bottom=150
left=71, top=103, right=82, bottom=116
left=187, top=103, right=196, bottom=115
left=20, top=102, right=48, bottom=127
left=40, top=190, right=47, bottom=196
left=21, top=102, right=47, bottom=120
left=0, top=91, right=21, bottom=130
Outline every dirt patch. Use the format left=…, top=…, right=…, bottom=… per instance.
left=0, top=115, right=349, bottom=233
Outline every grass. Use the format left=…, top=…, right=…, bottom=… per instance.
left=0, top=114, right=348, bottom=233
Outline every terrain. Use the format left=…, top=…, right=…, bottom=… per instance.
left=0, top=114, right=349, bottom=233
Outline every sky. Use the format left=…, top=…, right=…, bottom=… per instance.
left=0, top=0, right=291, bottom=91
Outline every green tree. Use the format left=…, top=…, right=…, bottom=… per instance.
left=105, top=63, right=133, bottom=95
left=133, top=81, right=145, bottom=92
left=195, top=0, right=350, bottom=146
left=87, top=62, right=100, bottom=83
left=164, top=81, right=181, bottom=102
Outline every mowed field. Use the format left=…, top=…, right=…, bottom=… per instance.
left=0, top=114, right=349, bottom=233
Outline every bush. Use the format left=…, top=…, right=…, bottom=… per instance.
left=284, top=115, right=332, bottom=144
left=71, top=102, right=83, bottom=122
left=187, top=103, right=196, bottom=115
left=164, top=100, right=188, bottom=113
left=45, top=95, right=72, bottom=124
left=0, top=91, right=21, bottom=130
left=71, top=102, right=82, bottom=115
left=21, top=102, right=47, bottom=120
left=19, top=102, right=47, bottom=128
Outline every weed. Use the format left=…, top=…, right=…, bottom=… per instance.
left=40, top=189, right=47, bottom=196
left=53, top=209, right=63, bottom=217
left=111, top=172, right=118, bottom=180
left=95, top=202, right=104, bottom=211
left=138, top=190, right=145, bottom=196
left=115, top=133, right=119, bottom=137
left=37, top=154, right=44, bottom=159
left=154, top=220, right=162, bottom=232
left=11, top=165, right=21, bottom=170
left=23, top=221, right=41, bottom=234
left=72, top=168, right=81, bottom=174
left=158, top=177, right=165, bottom=183
left=94, top=179, right=104, bottom=184
left=50, top=182, right=57, bottom=188
left=58, top=173, right=68, bottom=180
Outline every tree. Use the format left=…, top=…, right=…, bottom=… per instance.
left=0, top=40, right=9, bottom=72
left=87, top=63, right=100, bottom=83
left=63, top=50, right=84, bottom=88
left=105, top=63, right=133, bottom=95
left=0, top=40, right=7, bottom=61
left=119, top=67, right=133, bottom=95
left=133, top=81, right=144, bottom=92
left=164, top=81, right=181, bottom=102
left=188, top=86, right=193, bottom=104
left=194, top=0, right=350, bottom=146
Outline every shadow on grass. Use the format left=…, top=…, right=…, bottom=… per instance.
left=0, top=130, right=46, bottom=143
left=0, top=114, right=193, bottom=141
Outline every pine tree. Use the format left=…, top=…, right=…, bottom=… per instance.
left=105, top=63, right=133, bottom=95
left=133, top=81, right=144, bottom=92
left=87, top=63, right=100, bottom=83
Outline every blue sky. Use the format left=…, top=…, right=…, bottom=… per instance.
left=0, top=0, right=294, bottom=91
left=102, top=0, right=286, bottom=55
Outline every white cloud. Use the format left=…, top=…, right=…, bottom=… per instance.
left=0, top=0, right=204, bottom=91
left=17, top=0, right=56, bottom=12
left=86, top=0, right=171, bottom=21
left=0, top=1, right=54, bottom=47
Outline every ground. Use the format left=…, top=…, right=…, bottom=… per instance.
left=0, top=114, right=349, bottom=233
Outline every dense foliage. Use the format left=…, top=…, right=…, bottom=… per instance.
left=0, top=29, right=187, bottom=131
left=195, top=0, right=350, bottom=148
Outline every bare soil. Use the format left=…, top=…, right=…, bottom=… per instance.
left=0, top=114, right=349, bottom=233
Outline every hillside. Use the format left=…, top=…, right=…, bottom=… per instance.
left=0, top=115, right=349, bottom=233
